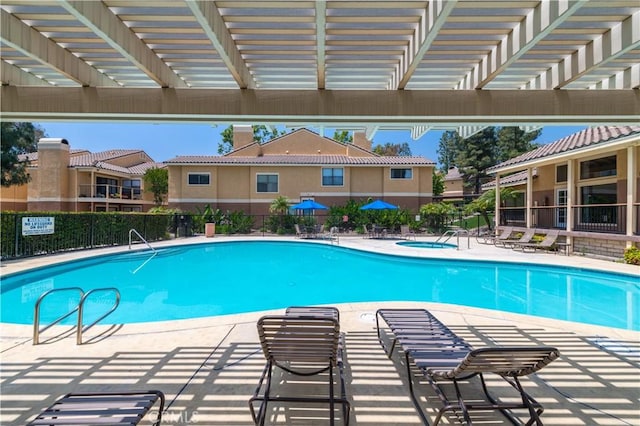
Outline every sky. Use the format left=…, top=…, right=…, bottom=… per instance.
left=34, top=121, right=588, bottom=167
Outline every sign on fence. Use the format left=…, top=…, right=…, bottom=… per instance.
left=22, top=217, right=55, bottom=236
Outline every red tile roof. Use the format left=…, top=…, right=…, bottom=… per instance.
left=488, top=125, right=640, bottom=172
left=164, top=154, right=434, bottom=166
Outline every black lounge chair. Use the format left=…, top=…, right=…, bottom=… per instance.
left=376, top=309, right=560, bottom=425
left=249, top=307, right=350, bottom=425
left=28, top=390, right=165, bottom=425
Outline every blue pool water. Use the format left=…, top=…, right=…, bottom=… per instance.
left=397, top=241, right=457, bottom=249
left=1, top=241, right=638, bottom=330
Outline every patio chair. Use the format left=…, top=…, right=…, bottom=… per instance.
left=477, top=226, right=513, bottom=245
left=495, top=228, right=536, bottom=248
left=249, top=311, right=350, bottom=425
left=294, top=224, right=308, bottom=239
left=376, top=309, right=560, bottom=426
left=28, top=390, right=165, bottom=426
left=401, top=225, right=417, bottom=240
left=512, top=230, right=561, bottom=253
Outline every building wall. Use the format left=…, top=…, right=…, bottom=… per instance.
left=0, top=183, right=28, bottom=210
left=573, top=237, right=629, bottom=259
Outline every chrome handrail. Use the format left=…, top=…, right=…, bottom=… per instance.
left=129, top=228, right=157, bottom=274
left=33, top=287, right=84, bottom=345
left=77, top=288, right=121, bottom=345
left=129, top=228, right=156, bottom=252
left=435, top=228, right=470, bottom=250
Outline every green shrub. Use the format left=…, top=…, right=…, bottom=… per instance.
left=623, top=246, right=640, bottom=265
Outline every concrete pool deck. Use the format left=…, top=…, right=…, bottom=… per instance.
left=1, top=235, right=638, bottom=425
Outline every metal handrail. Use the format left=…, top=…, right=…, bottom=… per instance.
left=129, top=228, right=157, bottom=274
left=129, top=228, right=156, bottom=252
left=33, top=287, right=84, bottom=345
left=77, top=288, right=121, bottom=345
left=435, top=228, right=470, bottom=250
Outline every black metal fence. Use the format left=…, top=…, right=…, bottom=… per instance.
left=501, top=204, right=634, bottom=234
left=1, top=208, right=491, bottom=261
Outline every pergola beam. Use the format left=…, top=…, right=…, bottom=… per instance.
left=456, top=0, right=583, bottom=89
left=0, top=9, right=118, bottom=87
left=0, top=60, right=50, bottom=86
left=396, top=0, right=457, bottom=89
left=59, top=0, right=186, bottom=88
left=525, top=10, right=640, bottom=89
left=2, top=87, right=638, bottom=125
left=315, top=1, right=326, bottom=90
left=185, top=0, right=254, bottom=89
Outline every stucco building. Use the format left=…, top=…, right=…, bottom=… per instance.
left=165, top=127, right=435, bottom=214
left=487, top=126, right=640, bottom=258
left=0, top=138, right=161, bottom=212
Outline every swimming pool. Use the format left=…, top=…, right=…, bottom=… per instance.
left=396, top=241, right=457, bottom=249
left=1, top=241, right=638, bottom=330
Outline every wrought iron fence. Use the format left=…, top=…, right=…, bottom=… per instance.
left=572, top=204, right=626, bottom=234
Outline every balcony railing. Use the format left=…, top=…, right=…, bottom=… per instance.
left=78, top=184, right=143, bottom=200
left=572, top=204, right=626, bottom=234
left=503, top=204, right=631, bottom=234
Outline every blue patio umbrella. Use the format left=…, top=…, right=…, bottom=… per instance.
left=360, top=199, right=399, bottom=210
left=291, top=199, right=329, bottom=211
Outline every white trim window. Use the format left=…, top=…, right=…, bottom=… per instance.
left=322, top=167, right=344, bottom=186
left=390, top=168, right=413, bottom=179
left=188, top=173, right=210, bottom=185
left=257, top=173, right=278, bottom=193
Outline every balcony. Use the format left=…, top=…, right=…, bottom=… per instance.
left=506, top=204, right=632, bottom=234
left=78, top=184, right=143, bottom=201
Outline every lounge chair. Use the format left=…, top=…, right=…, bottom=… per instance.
left=495, top=228, right=535, bottom=248
left=401, top=225, right=417, bottom=240
left=477, top=226, right=513, bottom=245
left=376, top=309, right=560, bottom=426
left=294, top=223, right=307, bottom=239
left=512, top=230, right=561, bottom=253
left=249, top=308, right=350, bottom=425
left=28, top=390, right=165, bottom=426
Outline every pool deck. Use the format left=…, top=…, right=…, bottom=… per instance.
left=1, top=235, right=638, bottom=425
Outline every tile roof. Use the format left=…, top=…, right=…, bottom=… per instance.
left=444, top=166, right=463, bottom=181
left=483, top=170, right=531, bottom=189
left=69, top=149, right=144, bottom=166
left=164, top=155, right=434, bottom=166
left=94, top=161, right=163, bottom=175
left=488, top=126, right=640, bottom=172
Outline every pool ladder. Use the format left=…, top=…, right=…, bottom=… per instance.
left=33, top=287, right=120, bottom=345
left=435, top=228, right=470, bottom=250
left=129, top=228, right=157, bottom=274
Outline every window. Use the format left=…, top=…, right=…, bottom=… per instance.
left=122, top=179, right=142, bottom=199
left=257, top=174, right=278, bottom=193
left=581, top=183, right=617, bottom=205
left=390, top=168, right=412, bottom=179
left=96, top=177, right=118, bottom=197
left=556, top=165, right=567, bottom=183
left=580, top=155, right=616, bottom=180
left=322, top=168, right=343, bottom=186
left=188, top=173, right=210, bottom=185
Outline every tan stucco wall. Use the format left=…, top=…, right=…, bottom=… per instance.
left=218, top=167, right=249, bottom=199
left=0, top=183, right=28, bottom=211
left=260, top=130, right=350, bottom=156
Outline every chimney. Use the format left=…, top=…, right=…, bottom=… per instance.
left=233, top=125, right=254, bottom=150
left=353, top=131, right=371, bottom=151
left=34, top=138, right=70, bottom=209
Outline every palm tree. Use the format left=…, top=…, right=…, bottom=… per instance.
left=270, top=195, right=290, bottom=215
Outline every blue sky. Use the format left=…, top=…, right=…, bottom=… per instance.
left=35, top=121, right=587, bottom=167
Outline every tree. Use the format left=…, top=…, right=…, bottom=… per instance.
left=333, top=130, right=353, bottom=143
left=464, top=187, right=516, bottom=231
left=455, top=127, right=499, bottom=195
left=436, top=131, right=461, bottom=172
left=496, top=127, right=541, bottom=162
left=218, top=125, right=282, bottom=154
left=269, top=195, right=290, bottom=215
left=1, top=122, right=46, bottom=187
left=143, top=167, right=168, bottom=206
left=372, top=142, right=412, bottom=156
left=432, top=171, right=445, bottom=196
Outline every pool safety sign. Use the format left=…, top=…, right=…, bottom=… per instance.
left=22, top=217, right=55, bottom=236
